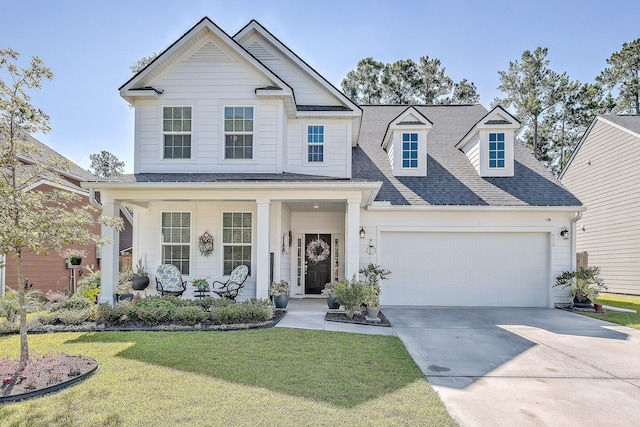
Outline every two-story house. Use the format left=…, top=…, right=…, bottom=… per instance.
left=84, top=17, right=583, bottom=307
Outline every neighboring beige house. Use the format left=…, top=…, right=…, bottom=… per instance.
left=560, top=115, right=640, bottom=295
left=84, top=17, right=583, bottom=307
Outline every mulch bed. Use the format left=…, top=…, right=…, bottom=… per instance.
left=1, top=355, right=97, bottom=402
left=325, top=310, right=391, bottom=327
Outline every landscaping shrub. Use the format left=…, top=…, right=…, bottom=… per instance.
left=76, top=268, right=101, bottom=303
left=193, top=296, right=218, bottom=311
left=133, top=305, right=176, bottom=325
left=240, top=298, right=273, bottom=322
left=175, top=306, right=209, bottom=324
left=0, top=289, right=42, bottom=322
left=334, top=277, right=368, bottom=318
left=211, top=303, right=243, bottom=324
left=0, top=318, right=17, bottom=333
left=55, top=309, right=93, bottom=325
left=211, top=298, right=234, bottom=309
left=49, top=296, right=94, bottom=313
left=96, top=303, right=130, bottom=325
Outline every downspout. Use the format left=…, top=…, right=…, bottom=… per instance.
left=570, top=210, right=584, bottom=270
left=89, top=188, right=101, bottom=209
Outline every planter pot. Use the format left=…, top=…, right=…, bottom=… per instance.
left=594, top=303, right=603, bottom=312
left=572, top=297, right=592, bottom=309
left=131, top=275, right=150, bottom=290
left=116, top=293, right=134, bottom=302
left=198, top=284, right=206, bottom=291
left=273, top=294, right=289, bottom=309
left=326, top=296, right=340, bottom=309
left=70, top=257, right=82, bottom=266
left=365, top=306, right=381, bottom=323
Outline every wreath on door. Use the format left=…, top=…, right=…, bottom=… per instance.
left=306, top=238, right=330, bottom=263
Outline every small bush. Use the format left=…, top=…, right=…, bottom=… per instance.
left=45, top=290, right=69, bottom=303
left=240, top=299, right=273, bottom=322
left=36, top=311, right=59, bottom=325
left=211, top=304, right=243, bottom=324
left=56, top=309, right=92, bottom=325
left=193, top=296, right=217, bottom=311
left=0, top=318, right=17, bottom=333
left=49, top=296, right=94, bottom=313
left=0, top=289, right=42, bottom=322
left=133, top=305, right=176, bottom=325
left=334, top=277, right=368, bottom=318
left=211, top=298, right=234, bottom=309
left=96, top=303, right=131, bottom=325
left=175, top=306, right=209, bottom=324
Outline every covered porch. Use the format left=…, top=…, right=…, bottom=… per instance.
left=86, top=179, right=380, bottom=305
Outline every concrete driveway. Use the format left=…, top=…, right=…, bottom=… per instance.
left=382, top=307, right=640, bottom=426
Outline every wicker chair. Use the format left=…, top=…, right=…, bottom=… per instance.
left=155, top=264, right=187, bottom=297
left=212, top=265, right=249, bottom=300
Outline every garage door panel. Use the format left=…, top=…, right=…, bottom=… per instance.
left=380, top=232, right=549, bottom=307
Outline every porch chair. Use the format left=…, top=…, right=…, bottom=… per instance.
left=212, top=265, right=249, bottom=300
left=155, top=264, right=187, bottom=297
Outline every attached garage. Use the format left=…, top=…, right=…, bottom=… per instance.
left=380, top=231, right=550, bottom=307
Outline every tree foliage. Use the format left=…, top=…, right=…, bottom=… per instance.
left=341, top=56, right=479, bottom=105
left=89, top=150, right=125, bottom=178
left=0, top=48, right=123, bottom=368
left=597, top=38, right=640, bottom=114
left=130, top=52, right=159, bottom=75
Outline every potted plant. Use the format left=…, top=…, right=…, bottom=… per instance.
left=555, top=266, right=607, bottom=308
left=334, top=276, right=368, bottom=318
left=363, top=283, right=381, bottom=321
left=270, top=280, right=290, bottom=309
left=359, top=263, right=391, bottom=288
left=192, top=278, right=210, bottom=291
left=116, top=269, right=134, bottom=302
left=60, top=248, right=88, bottom=266
left=131, top=257, right=150, bottom=290
left=321, top=282, right=340, bottom=309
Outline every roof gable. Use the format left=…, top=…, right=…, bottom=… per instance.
left=119, top=17, right=293, bottom=103
left=456, top=105, right=520, bottom=150
left=233, top=20, right=360, bottom=115
left=381, top=106, right=433, bottom=149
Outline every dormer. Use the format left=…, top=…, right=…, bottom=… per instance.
left=456, top=106, right=520, bottom=177
left=381, top=107, right=433, bottom=177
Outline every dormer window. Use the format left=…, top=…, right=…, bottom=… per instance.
left=489, top=133, right=505, bottom=168
left=381, top=107, right=432, bottom=177
left=456, top=106, right=520, bottom=178
left=402, top=133, right=418, bottom=168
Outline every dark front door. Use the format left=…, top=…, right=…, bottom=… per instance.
left=304, top=233, right=331, bottom=294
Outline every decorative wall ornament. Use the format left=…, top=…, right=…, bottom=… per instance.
left=198, top=231, right=214, bottom=256
left=306, top=238, right=330, bottom=263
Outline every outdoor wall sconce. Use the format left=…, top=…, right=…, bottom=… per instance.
left=560, top=227, right=569, bottom=238
left=359, top=227, right=366, bottom=239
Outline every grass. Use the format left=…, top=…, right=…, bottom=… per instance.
left=579, top=294, right=640, bottom=329
left=0, top=329, right=455, bottom=426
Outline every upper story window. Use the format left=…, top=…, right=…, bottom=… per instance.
left=402, top=133, right=418, bottom=168
left=307, top=125, right=324, bottom=162
left=489, top=133, right=505, bottom=168
left=163, top=107, right=192, bottom=159
left=224, top=107, right=253, bottom=159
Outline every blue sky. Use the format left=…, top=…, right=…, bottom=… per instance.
left=3, top=0, right=639, bottom=173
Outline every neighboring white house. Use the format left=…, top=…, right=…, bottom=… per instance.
left=84, top=17, right=583, bottom=307
left=560, top=115, right=640, bottom=295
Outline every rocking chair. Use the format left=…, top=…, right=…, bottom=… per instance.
left=212, top=265, right=249, bottom=300
left=155, top=264, right=187, bottom=297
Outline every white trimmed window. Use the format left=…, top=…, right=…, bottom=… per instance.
left=224, top=107, right=253, bottom=159
left=489, top=132, right=505, bottom=168
left=222, top=212, right=252, bottom=275
left=402, top=133, right=418, bottom=168
left=161, top=212, right=190, bottom=275
left=163, top=107, right=192, bottom=159
left=307, top=125, right=324, bottom=162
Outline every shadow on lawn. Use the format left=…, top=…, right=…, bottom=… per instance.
left=69, top=328, right=422, bottom=408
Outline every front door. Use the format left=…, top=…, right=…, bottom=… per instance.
left=304, top=233, right=331, bottom=294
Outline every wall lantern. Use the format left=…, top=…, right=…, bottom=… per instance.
left=560, top=227, right=569, bottom=239
left=359, top=227, right=366, bottom=239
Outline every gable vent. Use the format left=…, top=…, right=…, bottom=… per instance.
left=246, top=41, right=276, bottom=61
left=185, top=41, right=233, bottom=62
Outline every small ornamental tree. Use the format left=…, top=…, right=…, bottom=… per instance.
left=0, top=48, right=123, bottom=368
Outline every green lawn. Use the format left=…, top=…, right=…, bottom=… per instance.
left=580, top=294, right=640, bottom=329
left=0, top=329, right=455, bottom=426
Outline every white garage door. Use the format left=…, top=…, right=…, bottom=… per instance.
left=380, top=232, right=550, bottom=307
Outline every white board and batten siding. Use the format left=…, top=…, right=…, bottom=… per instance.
left=359, top=209, right=575, bottom=307
left=561, top=118, right=640, bottom=294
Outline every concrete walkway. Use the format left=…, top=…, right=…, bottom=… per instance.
left=279, top=301, right=640, bottom=426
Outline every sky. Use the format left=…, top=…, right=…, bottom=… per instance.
left=2, top=0, right=639, bottom=174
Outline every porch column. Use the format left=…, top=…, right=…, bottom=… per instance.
left=99, top=199, right=120, bottom=306
left=345, top=198, right=361, bottom=280
left=256, top=199, right=271, bottom=299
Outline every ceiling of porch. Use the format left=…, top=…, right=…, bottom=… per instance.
left=285, top=201, right=346, bottom=213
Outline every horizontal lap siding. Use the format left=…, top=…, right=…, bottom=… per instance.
left=287, top=119, right=349, bottom=177
left=562, top=120, right=640, bottom=294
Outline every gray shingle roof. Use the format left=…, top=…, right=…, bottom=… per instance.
left=600, top=114, right=640, bottom=135
left=354, top=105, right=582, bottom=207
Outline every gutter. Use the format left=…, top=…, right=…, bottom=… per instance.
left=570, top=210, right=584, bottom=270
left=89, top=188, right=101, bottom=209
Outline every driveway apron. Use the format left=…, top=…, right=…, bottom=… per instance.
left=382, top=307, right=640, bottom=427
